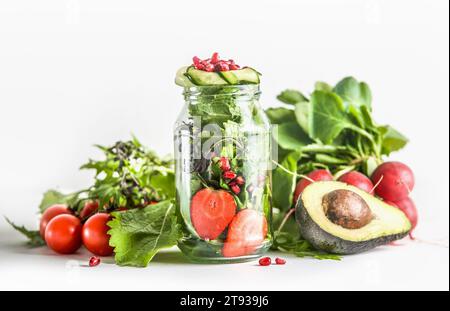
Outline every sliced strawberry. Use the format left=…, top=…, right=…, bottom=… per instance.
left=191, top=188, right=237, bottom=240
left=222, top=209, right=268, bottom=258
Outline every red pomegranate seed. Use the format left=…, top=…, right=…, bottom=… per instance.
left=219, top=157, right=231, bottom=172
left=275, top=258, right=286, bottom=265
left=215, top=62, right=230, bottom=72
left=192, top=56, right=201, bottom=66
left=259, top=257, right=272, bottom=266
left=231, top=184, right=241, bottom=195
left=211, top=52, right=219, bottom=64
left=247, top=185, right=255, bottom=193
left=89, top=256, right=101, bottom=267
left=235, top=176, right=245, bottom=186
left=204, top=63, right=215, bottom=72
left=223, top=171, right=237, bottom=180
left=229, top=64, right=240, bottom=70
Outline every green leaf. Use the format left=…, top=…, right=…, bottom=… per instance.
left=314, top=81, right=333, bottom=92
left=333, top=77, right=372, bottom=110
left=294, top=100, right=311, bottom=135
left=108, top=201, right=181, bottom=267
left=277, top=89, right=308, bottom=105
left=272, top=151, right=301, bottom=211
left=5, top=217, right=45, bottom=247
left=310, top=91, right=370, bottom=144
left=265, top=107, right=296, bottom=124
left=275, top=122, right=312, bottom=151
left=379, top=125, right=409, bottom=155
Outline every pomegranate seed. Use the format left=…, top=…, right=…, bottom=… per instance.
left=229, top=64, right=240, bottom=70
left=211, top=52, right=219, bottom=64
left=247, top=185, right=255, bottom=193
left=219, top=157, right=231, bottom=172
left=231, top=184, right=241, bottom=195
left=215, top=62, right=230, bottom=72
left=192, top=56, right=201, bottom=66
left=89, top=256, right=101, bottom=267
left=275, top=258, right=286, bottom=265
left=235, top=176, right=245, bottom=186
left=223, top=171, right=237, bottom=180
left=204, top=63, right=215, bottom=72
left=259, top=257, right=271, bottom=266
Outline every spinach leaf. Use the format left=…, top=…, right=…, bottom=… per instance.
left=333, top=77, right=372, bottom=110
left=277, top=89, right=308, bottom=105
left=108, top=200, right=181, bottom=267
left=275, top=122, right=312, bottom=151
left=379, top=125, right=409, bottom=155
left=314, top=81, right=333, bottom=92
left=265, top=107, right=296, bottom=124
left=272, top=151, right=301, bottom=211
left=294, top=100, right=311, bottom=135
left=38, top=190, right=73, bottom=214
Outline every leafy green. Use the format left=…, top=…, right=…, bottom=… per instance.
left=277, top=89, right=308, bottom=105
left=379, top=125, right=409, bottom=155
left=5, top=217, right=45, bottom=247
left=265, top=107, right=296, bottom=124
left=38, top=190, right=74, bottom=213
left=275, top=122, right=312, bottom=151
left=272, top=151, right=301, bottom=211
left=333, top=76, right=372, bottom=110
left=108, top=201, right=181, bottom=267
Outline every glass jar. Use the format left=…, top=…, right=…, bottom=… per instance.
left=174, top=85, right=272, bottom=263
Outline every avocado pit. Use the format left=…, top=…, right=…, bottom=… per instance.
left=322, top=189, right=373, bottom=229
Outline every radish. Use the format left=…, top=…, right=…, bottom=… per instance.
left=293, top=169, right=333, bottom=205
left=393, top=197, right=418, bottom=239
left=338, top=171, right=374, bottom=193
left=371, top=162, right=415, bottom=201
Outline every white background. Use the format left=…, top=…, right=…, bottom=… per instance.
left=0, top=0, right=448, bottom=291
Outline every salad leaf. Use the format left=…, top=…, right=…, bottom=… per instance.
left=379, top=125, right=409, bottom=155
left=277, top=89, right=308, bottom=105
left=275, top=122, right=312, bottom=151
left=272, top=151, right=301, bottom=211
left=333, top=76, right=372, bottom=110
left=108, top=201, right=181, bottom=267
left=265, top=107, right=296, bottom=124
left=38, top=190, right=73, bottom=213
left=294, top=100, right=311, bottom=135
left=5, top=217, right=45, bottom=247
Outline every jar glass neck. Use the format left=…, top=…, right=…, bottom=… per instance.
left=183, top=85, right=261, bottom=103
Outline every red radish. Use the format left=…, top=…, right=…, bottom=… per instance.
left=393, top=197, right=418, bottom=239
left=338, top=171, right=374, bottom=193
left=371, top=162, right=415, bottom=201
left=191, top=189, right=236, bottom=240
left=293, top=170, right=333, bottom=205
left=79, top=201, right=99, bottom=220
left=222, top=209, right=268, bottom=258
left=259, top=257, right=271, bottom=266
left=39, top=204, right=72, bottom=239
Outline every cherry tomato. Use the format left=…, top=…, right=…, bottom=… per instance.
left=40, top=204, right=72, bottom=239
left=82, top=213, right=114, bottom=256
left=79, top=201, right=99, bottom=220
left=45, top=214, right=82, bottom=254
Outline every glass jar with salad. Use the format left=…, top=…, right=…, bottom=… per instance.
left=174, top=53, right=272, bottom=263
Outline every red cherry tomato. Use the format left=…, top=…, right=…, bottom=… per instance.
left=82, top=213, right=114, bottom=256
left=79, top=201, right=99, bottom=220
left=40, top=204, right=72, bottom=239
left=45, top=214, right=82, bottom=254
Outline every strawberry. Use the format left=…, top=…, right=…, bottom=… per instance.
left=222, top=209, right=268, bottom=258
left=191, top=189, right=237, bottom=240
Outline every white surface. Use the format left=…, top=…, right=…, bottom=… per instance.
left=0, top=0, right=449, bottom=291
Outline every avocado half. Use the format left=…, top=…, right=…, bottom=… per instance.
left=296, top=181, right=411, bottom=255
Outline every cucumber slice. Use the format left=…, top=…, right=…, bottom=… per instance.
left=232, top=67, right=261, bottom=84
left=175, top=66, right=195, bottom=87
left=219, top=71, right=239, bottom=85
left=186, top=66, right=228, bottom=86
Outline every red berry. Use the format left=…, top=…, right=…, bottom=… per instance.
left=259, top=257, right=271, bottom=266
left=211, top=52, right=219, bottom=64
left=235, top=176, right=245, bottom=186
left=223, top=171, right=237, bottom=180
left=219, top=157, right=231, bottom=171
left=231, top=184, right=241, bottom=195
left=89, top=256, right=101, bottom=267
left=275, top=257, right=286, bottom=265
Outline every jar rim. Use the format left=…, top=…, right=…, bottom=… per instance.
left=183, top=84, right=261, bottom=96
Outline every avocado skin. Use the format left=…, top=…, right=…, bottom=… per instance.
left=296, top=198, right=409, bottom=255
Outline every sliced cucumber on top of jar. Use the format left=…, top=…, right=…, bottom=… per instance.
left=175, top=53, right=261, bottom=87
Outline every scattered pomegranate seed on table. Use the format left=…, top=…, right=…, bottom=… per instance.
left=259, top=257, right=272, bottom=266
left=275, top=257, right=287, bottom=265
left=89, top=256, right=101, bottom=267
